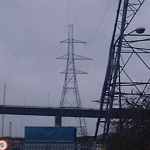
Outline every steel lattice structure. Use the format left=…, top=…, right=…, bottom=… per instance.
left=94, top=0, right=150, bottom=146
left=57, top=25, right=92, bottom=136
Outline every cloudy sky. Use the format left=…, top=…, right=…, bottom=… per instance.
left=0, top=0, right=150, bottom=137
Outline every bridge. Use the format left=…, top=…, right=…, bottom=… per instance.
left=0, top=105, right=99, bottom=118
left=0, top=105, right=149, bottom=126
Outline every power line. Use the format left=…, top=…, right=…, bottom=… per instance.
left=72, top=3, right=82, bottom=25
left=86, top=0, right=112, bottom=43
left=62, top=0, right=71, bottom=41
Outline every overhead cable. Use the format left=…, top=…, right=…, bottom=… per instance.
left=86, top=0, right=112, bottom=43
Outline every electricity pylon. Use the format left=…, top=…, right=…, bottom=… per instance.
left=94, top=0, right=150, bottom=146
left=57, top=25, right=92, bottom=136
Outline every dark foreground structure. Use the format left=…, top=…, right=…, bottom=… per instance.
left=94, top=0, right=150, bottom=148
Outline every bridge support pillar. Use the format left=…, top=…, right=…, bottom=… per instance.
left=55, top=115, right=61, bottom=126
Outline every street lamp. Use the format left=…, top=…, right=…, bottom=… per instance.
left=135, top=27, right=145, bottom=34
left=124, top=27, right=146, bottom=37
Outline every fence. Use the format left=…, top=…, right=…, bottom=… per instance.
left=7, top=140, right=102, bottom=150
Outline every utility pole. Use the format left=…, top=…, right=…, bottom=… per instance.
left=57, top=25, right=92, bottom=136
left=2, top=84, right=6, bottom=137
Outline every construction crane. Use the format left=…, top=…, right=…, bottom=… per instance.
left=94, top=0, right=150, bottom=147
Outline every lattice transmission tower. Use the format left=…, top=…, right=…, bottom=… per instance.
left=94, top=0, right=150, bottom=146
left=57, top=25, right=92, bottom=136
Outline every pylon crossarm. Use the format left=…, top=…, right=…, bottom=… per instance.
left=57, top=54, right=92, bottom=60
left=60, top=39, right=86, bottom=44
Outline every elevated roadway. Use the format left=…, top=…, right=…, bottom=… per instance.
left=0, top=105, right=149, bottom=126
left=0, top=105, right=98, bottom=118
left=0, top=105, right=150, bottom=118
left=0, top=105, right=100, bottom=118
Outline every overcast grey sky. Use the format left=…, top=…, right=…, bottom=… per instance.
left=0, top=0, right=150, bottom=137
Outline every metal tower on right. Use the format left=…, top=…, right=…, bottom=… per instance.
left=94, top=0, right=150, bottom=146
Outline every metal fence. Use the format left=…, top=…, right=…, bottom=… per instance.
left=25, top=141, right=75, bottom=150
left=8, top=140, right=102, bottom=150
